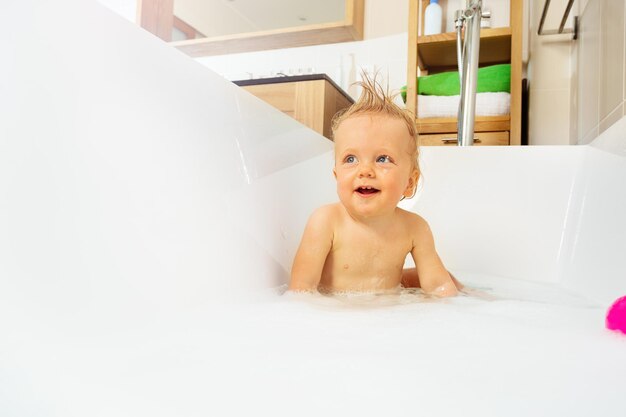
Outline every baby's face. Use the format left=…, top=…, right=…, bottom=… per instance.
left=333, top=114, right=418, bottom=219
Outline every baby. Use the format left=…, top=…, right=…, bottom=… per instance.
left=288, top=75, right=461, bottom=297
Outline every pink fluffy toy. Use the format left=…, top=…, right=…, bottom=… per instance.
left=606, top=295, right=626, bottom=335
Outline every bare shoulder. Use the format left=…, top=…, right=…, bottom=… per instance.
left=309, top=203, right=343, bottom=224
left=396, top=208, right=434, bottom=244
left=304, top=203, right=343, bottom=235
left=396, top=208, right=431, bottom=231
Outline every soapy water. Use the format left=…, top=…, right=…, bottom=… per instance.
left=2, top=272, right=624, bottom=417
left=279, top=285, right=496, bottom=310
left=273, top=272, right=599, bottom=311
left=240, top=278, right=624, bottom=417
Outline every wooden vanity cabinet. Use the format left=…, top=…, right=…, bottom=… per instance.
left=234, top=74, right=353, bottom=140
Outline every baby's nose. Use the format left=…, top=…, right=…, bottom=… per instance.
left=358, top=163, right=375, bottom=177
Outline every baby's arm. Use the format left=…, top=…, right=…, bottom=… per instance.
left=288, top=206, right=334, bottom=292
left=409, top=215, right=458, bottom=297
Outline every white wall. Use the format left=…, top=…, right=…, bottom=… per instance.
left=573, top=0, right=626, bottom=144
left=526, top=0, right=575, bottom=145
left=528, top=0, right=626, bottom=146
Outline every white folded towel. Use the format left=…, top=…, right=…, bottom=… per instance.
left=417, top=92, right=510, bottom=118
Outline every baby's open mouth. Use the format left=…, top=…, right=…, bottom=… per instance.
left=355, top=186, right=380, bottom=195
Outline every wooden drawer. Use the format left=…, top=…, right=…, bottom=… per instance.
left=419, top=131, right=510, bottom=146
left=241, top=78, right=353, bottom=140
left=243, top=83, right=297, bottom=115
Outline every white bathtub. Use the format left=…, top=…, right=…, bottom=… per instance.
left=1, top=1, right=625, bottom=416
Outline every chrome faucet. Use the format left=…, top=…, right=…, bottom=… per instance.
left=455, top=0, right=486, bottom=146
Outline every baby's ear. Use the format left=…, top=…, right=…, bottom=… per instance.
left=333, top=167, right=337, bottom=179
left=403, top=182, right=415, bottom=198
left=404, top=170, right=419, bottom=198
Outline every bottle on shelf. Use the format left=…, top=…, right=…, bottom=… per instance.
left=423, top=0, right=443, bottom=35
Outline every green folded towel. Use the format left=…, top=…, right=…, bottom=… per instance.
left=401, top=64, right=511, bottom=102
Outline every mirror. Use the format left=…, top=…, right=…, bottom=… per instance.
left=138, top=0, right=364, bottom=57
left=172, top=0, right=347, bottom=39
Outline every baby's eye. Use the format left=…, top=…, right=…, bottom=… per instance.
left=376, top=155, right=392, bottom=163
left=344, top=155, right=358, bottom=164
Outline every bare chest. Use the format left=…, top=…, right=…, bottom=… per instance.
left=320, top=223, right=413, bottom=290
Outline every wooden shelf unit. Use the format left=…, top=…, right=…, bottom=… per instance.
left=417, top=27, right=512, bottom=71
left=406, top=0, right=523, bottom=145
left=416, top=115, right=510, bottom=134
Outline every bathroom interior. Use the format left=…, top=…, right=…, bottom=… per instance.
left=1, top=0, right=625, bottom=415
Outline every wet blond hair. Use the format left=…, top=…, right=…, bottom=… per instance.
left=331, top=72, right=420, bottom=197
